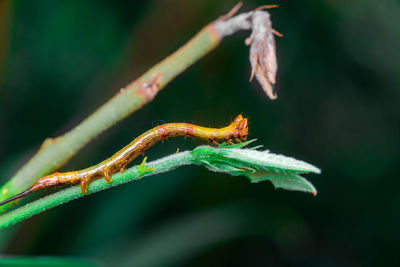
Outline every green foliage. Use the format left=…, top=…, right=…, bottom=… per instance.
left=0, top=0, right=397, bottom=264
left=193, top=140, right=319, bottom=194
left=0, top=256, right=97, bottom=267
left=0, top=141, right=319, bottom=230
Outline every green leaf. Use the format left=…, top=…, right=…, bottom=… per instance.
left=248, top=171, right=317, bottom=195
left=217, top=139, right=258, bottom=149
left=0, top=256, right=97, bottom=267
left=192, top=144, right=320, bottom=175
left=0, top=141, right=320, bottom=229
left=191, top=142, right=320, bottom=195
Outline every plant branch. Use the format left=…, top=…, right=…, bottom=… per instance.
left=0, top=3, right=279, bottom=212
left=0, top=142, right=320, bottom=229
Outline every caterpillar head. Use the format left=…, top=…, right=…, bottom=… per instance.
left=231, top=114, right=248, bottom=141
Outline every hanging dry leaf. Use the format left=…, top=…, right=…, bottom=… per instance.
left=247, top=10, right=278, bottom=99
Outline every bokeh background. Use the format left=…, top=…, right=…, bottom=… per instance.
left=0, top=0, right=399, bottom=266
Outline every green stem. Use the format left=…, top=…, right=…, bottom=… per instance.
left=0, top=22, right=221, bottom=211
left=0, top=3, right=281, bottom=212
left=0, top=143, right=320, bottom=229
left=0, top=151, right=192, bottom=229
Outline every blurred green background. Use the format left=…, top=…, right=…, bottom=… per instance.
left=0, top=0, right=399, bottom=266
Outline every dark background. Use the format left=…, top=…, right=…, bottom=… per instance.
left=0, top=0, right=399, bottom=266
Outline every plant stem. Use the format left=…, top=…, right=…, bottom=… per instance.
left=0, top=12, right=220, bottom=210
left=0, top=3, right=277, bottom=212
left=0, top=151, right=191, bottom=229
left=0, top=143, right=320, bottom=229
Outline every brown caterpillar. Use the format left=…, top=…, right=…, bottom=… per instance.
left=0, top=115, right=248, bottom=206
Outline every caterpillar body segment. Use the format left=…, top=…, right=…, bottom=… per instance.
left=0, top=115, right=248, bottom=206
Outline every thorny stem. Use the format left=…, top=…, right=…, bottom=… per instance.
left=0, top=3, right=279, bottom=212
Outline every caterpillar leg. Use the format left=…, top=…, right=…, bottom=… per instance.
left=224, top=137, right=234, bottom=145
left=102, top=169, right=113, bottom=183
left=80, top=169, right=113, bottom=194
left=209, top=138, right=220, bottom=146
left=119, top=160, right=129, bottom=173
left=80, top=178, right=90, bottom=194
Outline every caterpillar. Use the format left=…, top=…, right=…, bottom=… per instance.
left=0, top=115, right=248, bottom=206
